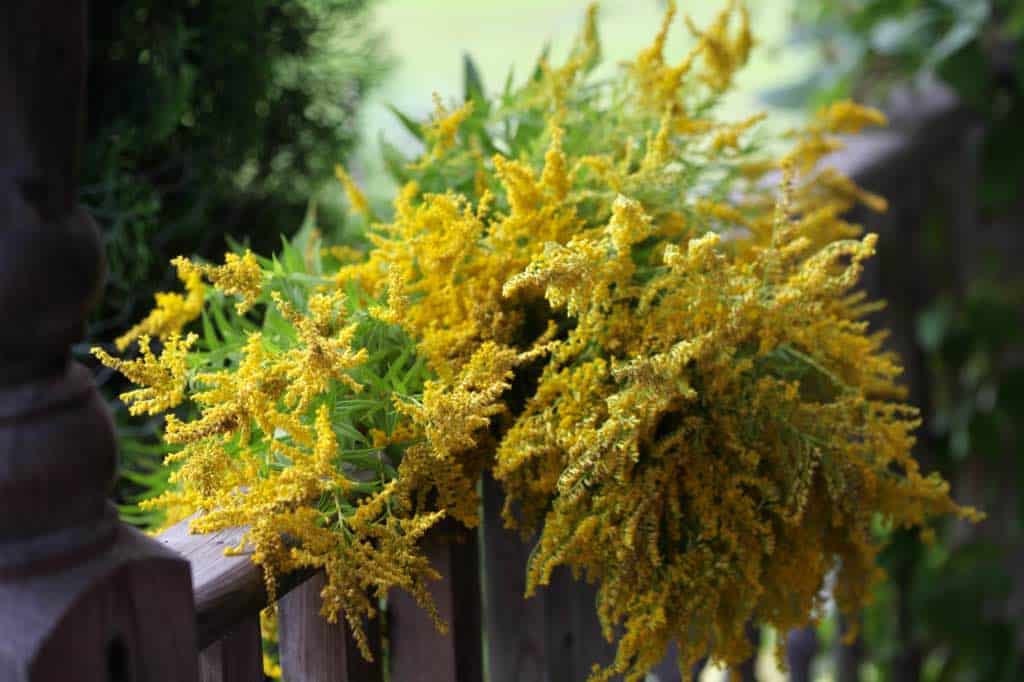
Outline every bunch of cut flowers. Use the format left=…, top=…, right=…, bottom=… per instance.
left=96, top=2, right=979, bottom=679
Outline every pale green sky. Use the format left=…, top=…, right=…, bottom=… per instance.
left=344, top=0, right=811, bottom=201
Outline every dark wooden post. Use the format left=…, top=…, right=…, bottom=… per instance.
left=785, top=626, right=819, bottom=682
left=481, top=473, right=549, bottom=682
left=724, top=622, right=760, bottom=682
left=199, top=619, right=263, bottom=682
left=835, top=615, right=864, bottom=682
left=388, top=519, right=483, bottom=682
left=0, top=2, right=198, bottom=680
left=278, top=572, right=384, bottom=681
left=482, top=473, right=691, bottom=682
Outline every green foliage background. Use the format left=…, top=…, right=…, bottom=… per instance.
left=769, top=0, right=1024, bottom=212
left=774, top=2, right=1024, bottom=680
left=84, top=0, right=389, bottom=525
left=84, top=0, right=389, bottom=341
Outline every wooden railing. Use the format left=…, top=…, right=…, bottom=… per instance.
left=1, top=2, right=975, bottom=680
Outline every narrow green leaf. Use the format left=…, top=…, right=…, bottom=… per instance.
left=201, top=308, right=217, bottom=347
left=387, top=104, right=425, bottom=142
left=210, top=301, right=239, bottom=344
left=463, top=52, right=486, bottom=102
left=531, top=42, right=552, bottom=82
left=380, top=134, right=411, bottom=183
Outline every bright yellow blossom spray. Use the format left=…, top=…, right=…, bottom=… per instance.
left=97, top=2, right=979, bottom=680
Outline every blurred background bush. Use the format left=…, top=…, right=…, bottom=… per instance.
left=770, top=3, right=1024, bottom=681
left=84, top=0, right=390, bottom=339
left=770, top=0, right=1022, bottom=214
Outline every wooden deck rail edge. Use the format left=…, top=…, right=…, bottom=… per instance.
left=157, top=522, right=315, bottom=650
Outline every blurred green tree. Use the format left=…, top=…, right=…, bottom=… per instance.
left=84, top=0, right=390, bottom=341
left=83, top=0, right=390, bottom=525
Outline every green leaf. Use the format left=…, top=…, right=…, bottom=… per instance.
left=463, top=53, right=486, bottom=103
left=503, top=65, right=515, bottom=98
left=916, top=299, right=953, bottom=352
left=531, top=41, right=552, bottom=82
left=224, top=234, right=249, bottom=254
left=380, top=134, right=411, bottom=183
left=925, top=14, right=987, bottom=69
left=1009, top=1, right=1024, bottom=36
left=210, top=300, right=240, bottom=345
left=200, top=309, right=217, bottom=347
left=279, top=233, right=307, bottom=275
left=387, top=104, right=425, bottom=143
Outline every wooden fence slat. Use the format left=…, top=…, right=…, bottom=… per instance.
left=388, top=520, right=482, bottom=682
left=649, top=648, right=710, bottom=682
left=647, top=641, right=689, bottom=682
left=541, top=563, right=575, bottom=682
left=278, top=572, right=383, bottom=682
left=724, top=623, right=760, bottom=682
left=481, top=473, right=548, bottom=682
left=199, top=616, right=263, bottom=682
left=483, top=474, right=690, bottom=682
left=835, top=615, right=864, bottom=682
left=785, top=626, right=819, bottom=682
left=543, top=565, right=618, bottom=681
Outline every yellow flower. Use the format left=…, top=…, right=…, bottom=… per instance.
left=173, top=250, right=264, bottom=314
left=115, top=260, right=205, bottom=350
left=684, top=0, right=753, bottom=92
left=106, top=5, right=980, bottom=680
left=539, top=125, right=571, bottom=201
left=818, top=100, right=888, bottom=134
left=93, top=333, right=196, bottom=415
left=335, top=164, right=371, bottom=216
left=424, top=93, right=474, bottom=159
left=396, top=341, right=519, bottom=460
left=272, top=291, right=368, bottom=411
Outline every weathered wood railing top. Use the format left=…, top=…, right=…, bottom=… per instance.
left=157, top=523, right=314, bottom=650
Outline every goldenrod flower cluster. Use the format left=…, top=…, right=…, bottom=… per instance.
left=94, top=333, right=196, bottom=416
left=115, top=258, right=205, bottom=351
left=173, top=250, right=264, bottom=313
left=96, top=2, right=979, bottom=679
left=334, top=165, right=371, bottom=217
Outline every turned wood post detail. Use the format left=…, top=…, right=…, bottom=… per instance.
left=0, top=3, right=198, bottom=680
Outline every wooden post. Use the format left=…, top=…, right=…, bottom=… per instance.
left=388, top=519, right=483, bottom=682
left=785, top=626, right=819, bottom=682
left=0, top=2, right=198, bottom=680
left=278, top=572, right=383, bottom=682
left=481, top=473, right=548, bottom=682
left=835, top=615, right=864, bottom=682
left=483, top=474, right=689, bottom=682
left=199, top=617, right=263, bottom=682
left=725, top=622, right=760, bottom=682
